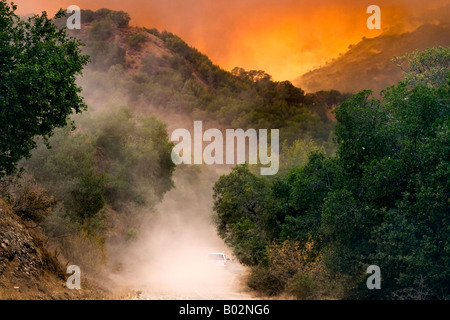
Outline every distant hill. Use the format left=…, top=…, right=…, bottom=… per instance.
left=294, top=24, right=450, bottom=94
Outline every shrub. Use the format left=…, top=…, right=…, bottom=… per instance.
left=127, top=33, right=148, bottom=50
left=247, top=239, right=325, bottom=297
left=60, top=230, right=107, bottom=275
left=80, top=9, right=96, bottom=23
left=247, top=265, right=285, bottom=296
left=41, top=203, right=74, bottom=240
left=9, top=175, right=56, bottom=223
left=286, top=272, right=317, bottom=300
left=145, top=27, right=160, bottom=37
left=225, top=219, right=267, bottom=266
left=107, top=10, right=130, bottom=28
left=88, top=20, right=113, bottom=42
left=69, top=173, right=106, bottom=220
left=86, top=42, right=126, bottom=71
left=125, top=228, right=138, bottom=242
left=22, top=127, right=106, bottom=223
left=141, top=56, right=166, bottom=76
left=265, top=239, right=318, bottom=283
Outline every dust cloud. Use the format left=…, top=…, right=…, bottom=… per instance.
left=106, top=165, right=253, bottom=299
left=69, top=49, right=252, bottom=298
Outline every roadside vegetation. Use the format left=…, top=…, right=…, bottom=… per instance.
left=0, top=3, right=175, bottom=279
left=213, top=47, right=450, bottom=299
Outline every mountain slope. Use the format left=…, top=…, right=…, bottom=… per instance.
left=0, top=197, right=108, bottom=299
left=60, top=8, right=352, bottom=149
left=294, top=24, right=450, bottom=94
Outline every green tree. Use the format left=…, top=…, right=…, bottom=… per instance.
left=213, top=164, right=271, bottom=265
left=275, top=152, right=334, bottom=243
left=0, top=1, right=89, bottom=177
left=24, top=107, right=176, bottom=222
left=95, top=107, right=175, bottom=209
left=322, top=51, right=450, bottom=298
left=23, top=126, right=105, bottom=223
left=212, top=46, right=449, bottom=299
left=393, top=46, right=450, bottom=88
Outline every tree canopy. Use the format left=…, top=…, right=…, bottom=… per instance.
left=0, top=1, right=89, bottom=177
left=213, top=46, right=450, bottom=299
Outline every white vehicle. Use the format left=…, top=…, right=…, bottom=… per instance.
left=207, top=253, right=230, bottom=267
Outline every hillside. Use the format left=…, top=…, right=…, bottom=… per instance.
left=56, top=8, right=352, bottom=151
left=0, top=196, right=108, bottom=299
left=294, top=24, right=450, bottom=94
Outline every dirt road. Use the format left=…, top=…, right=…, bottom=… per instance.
left=106, top=166, right=258, bottom=300
left=132, top=263, right=255, bottom=300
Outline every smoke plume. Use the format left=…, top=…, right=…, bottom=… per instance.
left=14, top=0, right=450, bottom=80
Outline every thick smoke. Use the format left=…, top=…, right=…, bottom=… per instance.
left=14, top=0, right=450, bottom=80
left=106, top=165, right=253, bottom=299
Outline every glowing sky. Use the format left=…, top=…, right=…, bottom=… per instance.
left=13, top=0, right=450, bottom=81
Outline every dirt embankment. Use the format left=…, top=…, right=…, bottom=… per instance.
left=0, top=198, right=111, bottom=300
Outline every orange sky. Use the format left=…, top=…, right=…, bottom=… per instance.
left=13, top=0, right=450, bottom=81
